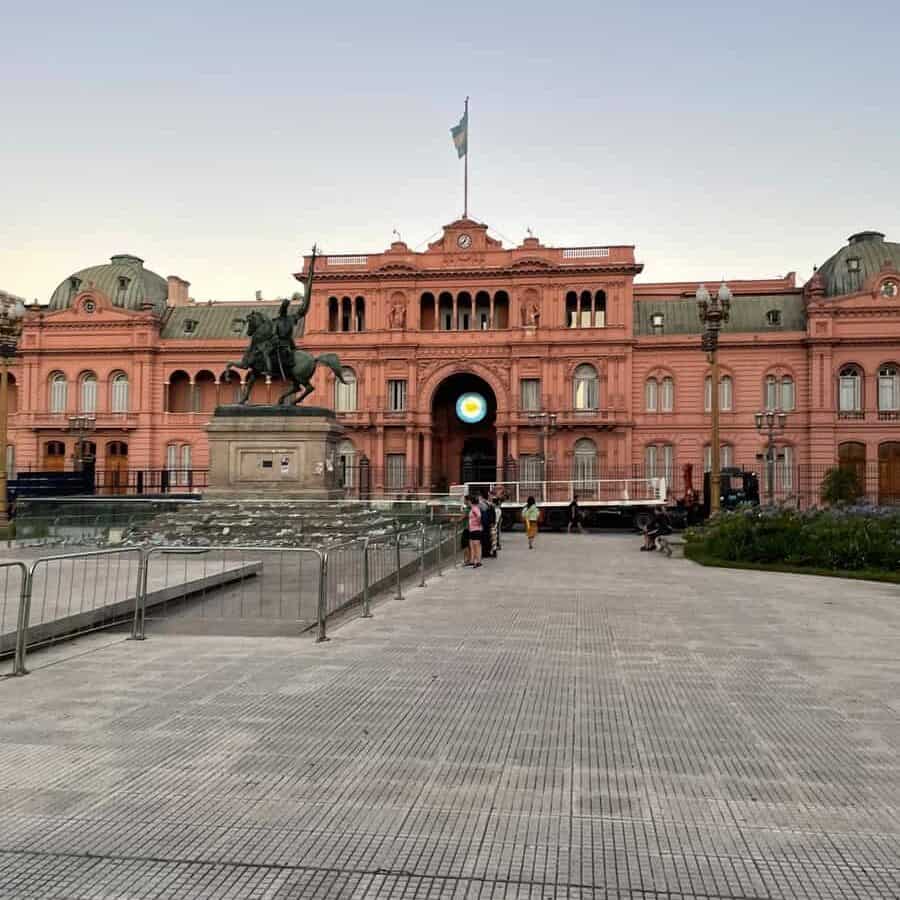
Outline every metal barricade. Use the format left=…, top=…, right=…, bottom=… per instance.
left=11, top=547, right=143, bottom=675
left=0, top=562, right=28, bottom=675
left=133, top=546, right=324, bottom=640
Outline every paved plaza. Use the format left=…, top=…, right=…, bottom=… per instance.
left=0, top=533, right=898, bottom=898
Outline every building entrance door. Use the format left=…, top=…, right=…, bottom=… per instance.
left=43, top=441, right=66, bottom=471
left=879, top=442, right=900, bottom=505
left=430, top=372, right=497, bottom=491
left=106, top=441, right=129, bottom=494
left=461, top=437, right=496, bottom=484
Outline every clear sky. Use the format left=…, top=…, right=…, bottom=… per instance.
left=3, top=0, right=898, bottom=303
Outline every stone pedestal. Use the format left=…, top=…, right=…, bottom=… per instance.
left=206, top=406, right=345, bottom=499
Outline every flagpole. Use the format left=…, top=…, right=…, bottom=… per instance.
left=463, top=96, right=469, bottom=218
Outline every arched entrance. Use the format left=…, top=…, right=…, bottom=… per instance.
left=431, top=373, right=497, bottom=488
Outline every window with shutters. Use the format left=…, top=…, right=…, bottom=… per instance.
left=111, top=373, right=129, bottom=413
left=645, top=378, right=658, bottom=412
left=80, top=373, right=98, bottom=414
left=386, top=453, right=406, bottom=489
left=387, top=379, right=407, bottom=412
left=661, top=377, right=674, bottom=412
left=335, top=367, right=358, bottom=412
left=520, top=378, right=541, bottom=412
left=573, top=364, right=599, bottom=410
left=49, top=373, right=67, bottom=414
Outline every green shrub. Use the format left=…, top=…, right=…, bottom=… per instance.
left=820, top=466, right=863, bottom=506
left=685, top=507, right=900, bottom=573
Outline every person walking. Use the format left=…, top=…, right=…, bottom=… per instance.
left=479, top=494, right=495, bottom=559
left=491, top=496, right=503, bottom=553
left=567, top=494, right=586, bottom=534
left=523, top=496, right=540, bottom=550
left=467, top=495, right=483, bottom=567
left=461, top=495, right=472, bottom=565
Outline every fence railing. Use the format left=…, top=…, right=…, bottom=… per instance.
left=5, top=518, right=466, bottom=675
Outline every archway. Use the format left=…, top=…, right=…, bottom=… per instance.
left=431, top=372, right=497, bottom=488
left=879, top=442, right=900, bottom=505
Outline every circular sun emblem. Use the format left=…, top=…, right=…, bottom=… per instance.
left=456, top=392, right=487, bottom=424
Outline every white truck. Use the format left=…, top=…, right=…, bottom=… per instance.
left=455, top=477, right=668, bottom=531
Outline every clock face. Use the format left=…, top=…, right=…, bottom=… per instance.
left=881, top=280, right=898, bottom=298
left=457, top=233, right=472, bottom=249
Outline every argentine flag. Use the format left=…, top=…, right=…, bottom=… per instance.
left=451, top=110, right=468, bottom=158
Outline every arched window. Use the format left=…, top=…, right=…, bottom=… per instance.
left=338, top=438, right=357, bottom=488
left=110, top=372, right=129, bottom=413
left=661, top=376, right=674, bottom=412
left=878, top=365, right=899, bottom=412
left=354, top=296, right=365, bottom=332
left=645, top=378, right=658, bottom=412
left=166, top=443, right=177, bottom=473
left=573, top=438, right=597, bottom=485
left=594, top=290, right=606, bottom=327
left=340, top=297, right=352, bottom=332
left=335, top=367, right=357, bottom=412
left=573, top=364, right=599, bottom=410
left=704, top=375, right=712, bottom=412
left=839, top=365, right=862, bottom=412
left=181, top=444, right=192, bottom=484
left=565, top=291, right=578, bottom=328
left=79, top=373, right=98, bottom=414
left=168, top=371, right=192, bottom=413
left=49, top=372, right=67, bottom=414
left=328, top=297, right=339, bottom=332
left=765, top=374, right=795, bottom=411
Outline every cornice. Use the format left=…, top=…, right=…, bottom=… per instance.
left=312, top=263, right=642, bottom=283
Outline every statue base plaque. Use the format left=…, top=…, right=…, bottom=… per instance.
left=205, top=405, right=346, bottom=499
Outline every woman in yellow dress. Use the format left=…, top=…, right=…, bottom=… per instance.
left=522, top=496, right=540, bottom=549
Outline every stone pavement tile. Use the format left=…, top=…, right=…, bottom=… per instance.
left=1, top=534, right=899, bottom=899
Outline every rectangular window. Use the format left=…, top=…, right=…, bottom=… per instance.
left=839, top=376, right=860, bottom=411
left=645, top=379, right=658, bottom=412
left=720, top=377, right=733, bottom=411
left=335, top=374, right=357, bottom=412
left=520, top=379, right=541, bottom=412
left=661, top=378, right=674, bottom=412
left=386, top=453, right=406, bottom=489
left=780, top=445, right=794, bottom=492
left=705, top=445, right=733, bottom=471
left=781, top=377, right=795, bottom=412
left=879, top=375, right=898, bottom=411
left=166, top=444, right=177, bottom=473
left=644, top=445, right=658, bottom=478
left=387, top=379, right=407, bottom=412
left=704, top=376, right=712, bottom=413
left=765, top=377, right=778, bottom=410
left=663, top=444, right=674, bottom=486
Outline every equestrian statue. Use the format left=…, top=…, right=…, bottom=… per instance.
left=224, top=245, right=346, bottom=406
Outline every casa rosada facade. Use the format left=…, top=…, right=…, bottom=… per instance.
left=5, top=219, right=900, bottom=501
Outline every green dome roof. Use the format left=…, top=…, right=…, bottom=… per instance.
left=816, top=231, right=900, bottom=297
left=49, top=254, right=168, bottom=314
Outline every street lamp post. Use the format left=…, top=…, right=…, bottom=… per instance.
left=527, top=411, right=558, bottom=484
left=754, top=409, right=787, bottom=507
left=68, top=415, right=96, bottom=476
left=0, top=293, right=25, bottom=529
left=697, top=282, right=731, bottom=514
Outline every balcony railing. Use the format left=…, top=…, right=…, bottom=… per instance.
left=838, top=410, right=865, bottom=420
left=326, top=255, right=368, bottom=267
left=30, top=413, right=139, bottom=430
left=877, top=410, right=900, bottom=421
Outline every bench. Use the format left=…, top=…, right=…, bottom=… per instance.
left=656, top=535, right=686, bottom=558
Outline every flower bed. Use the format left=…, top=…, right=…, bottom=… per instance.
left=684, top=506, right=900, bottom=581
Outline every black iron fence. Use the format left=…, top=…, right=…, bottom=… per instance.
left=9, top=469, right=208, bottom=499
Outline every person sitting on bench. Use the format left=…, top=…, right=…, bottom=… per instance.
left=641, top=506, right=672, bottom=552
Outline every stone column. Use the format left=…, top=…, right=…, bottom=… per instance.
left=452, top=295, right=458, bottom=331
left=495, top=429, right=504, bottom=483
left=375, top=426, right=385, bottom=489
left=489, top=295, right=495, bottom=329
left=405, top=427, right=415, bottom=490
left=423, top=429, right=433, bottom=492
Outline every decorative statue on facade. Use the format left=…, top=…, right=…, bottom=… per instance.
left=389, top=302, right=406, bottom=329
left=224, top=246, right=346, bottom=406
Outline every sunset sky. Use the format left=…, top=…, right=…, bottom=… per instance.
left=3, top=0, right=898, bottom=302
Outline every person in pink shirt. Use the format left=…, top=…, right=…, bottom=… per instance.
left=467, top=496, right=483, bottom=568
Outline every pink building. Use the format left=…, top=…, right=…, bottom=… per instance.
left=6, top=223, right=900, bottom=501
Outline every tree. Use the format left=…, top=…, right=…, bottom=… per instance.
left=820, top=466, right=863, bottom=506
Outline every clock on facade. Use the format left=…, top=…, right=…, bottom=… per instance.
left=457, top=233, right=472, bottom=249
left=880, top=280, right=898, bottom=298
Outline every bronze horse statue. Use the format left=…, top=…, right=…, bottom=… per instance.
left=224, top=310, right=346, bottom=406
